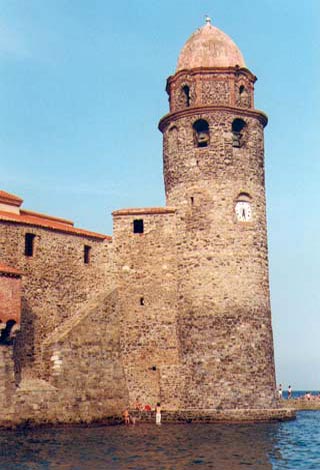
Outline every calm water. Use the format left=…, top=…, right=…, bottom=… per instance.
left=0, top=411, right=319, bottom=470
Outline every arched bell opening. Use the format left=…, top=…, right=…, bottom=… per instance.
left=193, top=119, right=210, bottom=148
left=232, top=118, right=247, bottom=148
left=238, top=84, right=251, bottom=108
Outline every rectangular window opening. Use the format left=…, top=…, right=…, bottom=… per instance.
left=133, top=219, right=144, bottom=234
left=25, top=233, right=36, bottom=257
left=84, top=245, right=91, bottom=264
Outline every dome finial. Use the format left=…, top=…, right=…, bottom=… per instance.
left=205, top=15, right=212, bottom=25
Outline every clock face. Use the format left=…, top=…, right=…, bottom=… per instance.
left=235, top=201, right=252, bottom=222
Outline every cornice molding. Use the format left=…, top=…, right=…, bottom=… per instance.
left=159, top=105, right=268, bottom=132
left=166, top=66, right=256, bottom=90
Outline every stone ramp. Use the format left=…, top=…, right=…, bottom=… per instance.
left=18, top=377, right=57, bottom=392
left=42, top=289, right=116, bottom=348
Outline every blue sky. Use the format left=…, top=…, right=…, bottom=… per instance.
left=0, top=0, right=319, bottom=389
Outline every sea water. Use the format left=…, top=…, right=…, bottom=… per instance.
left=0, top=411, right=319, bottom=470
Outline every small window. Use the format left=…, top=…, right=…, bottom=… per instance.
left=84, top=245, right=91, bottom=264
left=232, top=118, right=246, bottom=148
left=239, top=85, right=245, bottom=94
left=133, top=219, right=144, bottom=234
left=25, top=233, right=35, bottom=257
left=193, top=119, right=209, bottom=147
left=182, top=85, right=191, bottom=107
left=140, top=297, right=144, bottom=306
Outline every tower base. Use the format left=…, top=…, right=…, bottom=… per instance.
left=131, top=408, right=296, bottom=423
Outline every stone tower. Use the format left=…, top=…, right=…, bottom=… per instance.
left=159, top=19, right=277, bottom=410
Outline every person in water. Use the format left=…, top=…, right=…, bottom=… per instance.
left=123, top=408, right=130, bottom=425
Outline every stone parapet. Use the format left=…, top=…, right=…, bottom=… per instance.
left=283, top=399, right=320, bottom=411
left=113, top=207, right=176, bottom=216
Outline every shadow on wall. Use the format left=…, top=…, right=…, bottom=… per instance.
left=13, top=297, right=36, bottom=383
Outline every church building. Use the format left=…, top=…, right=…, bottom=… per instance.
left=0, top=19, right=293, bottom=424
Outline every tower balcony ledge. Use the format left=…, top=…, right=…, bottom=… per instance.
left=159, top=105, right=268, bottom=132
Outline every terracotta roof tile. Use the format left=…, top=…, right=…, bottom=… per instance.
left=0, top=210, right=110, bottom=240
left=0, top=263, right=22, bottom=276
left=0, top=190, right=23, bottom=207
left=20, top=209, right=74, bottom=226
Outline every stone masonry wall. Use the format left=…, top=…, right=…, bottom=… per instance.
left=113, top=209, right=183, bottom=410
left=160, top=103, right=277, bottom=410
left=0, top=222, right=111, bottom=378
left=12, top=290, right=128, bottom=425
left=0, top=346, right=16, bottom=419
left=167, top=69, right=255, bottom=113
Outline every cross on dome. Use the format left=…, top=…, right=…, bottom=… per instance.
left=205, top=15, right=212, bottom=25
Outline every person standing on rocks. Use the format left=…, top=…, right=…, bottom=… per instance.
left=155, top=402, right=162, bottom=425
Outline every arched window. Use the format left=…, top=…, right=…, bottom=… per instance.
left=0, top=320, right=16, bottom=344
left=182, top=85, right=191, bottom=107
left=193, top=119, right=209, bottom=148
left=238, top=85, right=250, bottom=107
left=232, top=118, right=246, bottom=148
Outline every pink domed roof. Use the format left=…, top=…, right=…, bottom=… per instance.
left=177, top=22, right=246, bottom=71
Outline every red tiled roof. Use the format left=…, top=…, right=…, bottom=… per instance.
left=20, top=209, right=74, bottom=227
left=112, top=207, right=176, bottom=216
left=0, top=210, right=110, bottom=240
left=0, top=190, right=23, bottom=207
left=0, top=263, right=21, bottom=276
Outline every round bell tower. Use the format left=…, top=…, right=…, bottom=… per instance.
left=159, top=19, right=278, bottom=410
